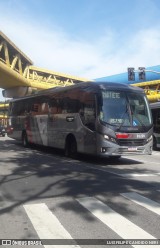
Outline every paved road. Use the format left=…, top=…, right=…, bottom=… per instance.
left=0, top=136, right=160, bottom=247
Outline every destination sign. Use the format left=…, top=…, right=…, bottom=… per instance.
left=102, top=91, right=120, bottom=99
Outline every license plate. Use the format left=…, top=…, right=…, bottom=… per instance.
left=128, top=147, right=137, bottom=151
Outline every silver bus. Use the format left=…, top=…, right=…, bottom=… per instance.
left=150, top=102, right=160, bottom=149
left=7, top=81, right=153, bottom=158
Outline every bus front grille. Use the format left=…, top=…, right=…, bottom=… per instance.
left=118, top=139, right=146, bottom=147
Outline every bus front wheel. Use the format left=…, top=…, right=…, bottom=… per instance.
left=65, top=136, right=77, bottom=159
left=108, top=155, right=121, bottom=160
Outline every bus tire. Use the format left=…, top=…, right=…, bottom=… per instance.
left=108, top=155, right=121, bottom=160
left=65, top=136, right=77, bottom=159
left=22, top=132, right=29, bottom=148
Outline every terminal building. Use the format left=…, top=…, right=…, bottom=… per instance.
left=95, top=65, right=160, bottom=84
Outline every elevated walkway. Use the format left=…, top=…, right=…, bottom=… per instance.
left=0, top=31, right=89, bottom=98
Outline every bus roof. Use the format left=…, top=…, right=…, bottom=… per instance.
left=11, top=81, right=144, bottom=102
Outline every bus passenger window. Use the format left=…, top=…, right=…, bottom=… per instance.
left=80, top=92, right=96, bottom=131
left=41, top=102, right=49, bottom=114
left=48, top=98, right=59, bottom=114
left=32, top=104, right=39, bottom=113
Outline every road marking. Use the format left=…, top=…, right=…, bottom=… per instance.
left=152, top=151, right=160, bottom=155
left=121, top=192, right=160, bottom=215
left=77, top=197, right=156, bottom=248
left=118, top=172, right=160, bottom=178
left=24, top=203, right=80, bottom=248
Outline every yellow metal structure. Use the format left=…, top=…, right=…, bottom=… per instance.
left=0, top=103, right=9, bottom=108
left=0, top=115, right=7, bottom=118
left=131, top=80, right=160, bottom=103
left=0, top=31, right=33, bottom=89
left=0, top=31, right=90, bottom=98
left=0, top=102, right=9, bottom=126
left=26, top=66, right=90, bottom=90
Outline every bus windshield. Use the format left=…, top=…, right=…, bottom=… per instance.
left=99, top=90, right=152, bottom=128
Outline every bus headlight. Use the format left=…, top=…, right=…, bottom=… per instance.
left=147, top=135, right=153, bottom=143
left=104, top=134, right=117, bottom=143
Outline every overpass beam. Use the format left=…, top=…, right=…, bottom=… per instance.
left=3, top=41, right=10, bottom=66
left=2, top=86, right=37, bottom=98
left=11, top=55, right=18, bottom=70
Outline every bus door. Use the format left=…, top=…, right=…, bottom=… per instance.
left=79, top=91, right=97, bottom=154
left=152, top=108, right=160, bottom=148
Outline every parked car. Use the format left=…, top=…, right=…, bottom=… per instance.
left=6, top=125, right=13, bottom=135
left=0, top=125, right=5, bottom=137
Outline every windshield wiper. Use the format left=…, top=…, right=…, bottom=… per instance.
left=117, top=104, right=130, bottom=131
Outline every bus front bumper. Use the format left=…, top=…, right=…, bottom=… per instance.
left=97, top=141, right=153, bottom=156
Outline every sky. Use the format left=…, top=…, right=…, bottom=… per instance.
left=1, top=0, right=160, bottom=101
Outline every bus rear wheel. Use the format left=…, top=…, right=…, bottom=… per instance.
left=65, top=136, right=77, bottom=159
